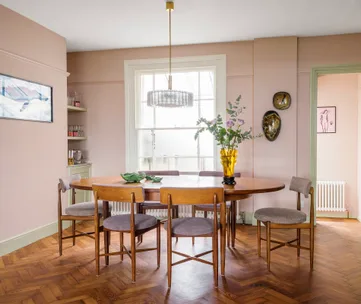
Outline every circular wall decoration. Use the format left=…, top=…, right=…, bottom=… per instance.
left=273, top=92, right=291, bottom=110
left=262, top=110, right=281, bottom=141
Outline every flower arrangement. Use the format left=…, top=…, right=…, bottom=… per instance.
left=194, top=95, right=260, bottom=149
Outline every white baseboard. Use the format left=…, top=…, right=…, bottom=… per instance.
left=316, top=211, right=349, bottom=218
left=0, top=221, right=70, bottom=256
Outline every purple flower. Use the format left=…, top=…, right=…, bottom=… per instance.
left=238, top=119, right=245, bottom=126
left=226, top=120, right=234, bottom=128
left=210, top=119, right=217, bottom=125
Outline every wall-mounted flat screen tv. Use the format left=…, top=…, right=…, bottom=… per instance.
left=0, top=73, right=53, bottom=123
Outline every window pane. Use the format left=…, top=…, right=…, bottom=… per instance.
left=155, top=100, right=199, bottom=128
left=199, top=131, right=215, bottom=156
left=199, top=99, right=215, bottom=121
left=199, top=71, right=214, bottom=100
left=154, top=129, right=197, bottom=157
left=172, top=71, right=199, bottom=99
left=137, top=101, right=154, bottom=128
left=140, top=74, right=153, bottom=101
left=137, top=130, right=153, bottom=158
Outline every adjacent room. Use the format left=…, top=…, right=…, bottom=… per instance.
left=0, top=1, right=361, bottom=303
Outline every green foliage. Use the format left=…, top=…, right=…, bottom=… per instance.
left=194, top=95, right=262, bottom=150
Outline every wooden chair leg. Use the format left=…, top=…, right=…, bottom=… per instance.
left=227, top=208, right=231, bottom=247
left=137, top=204, right=143, bottom=244
left=104, top=230, right=110, bottom=266
left=213, top=231, right=218, bottom=287
left=257, top=220, right=261, bottom=257
left=231, top=201, right=236, bottom=247
left=131, top=232, right=136, bottom=283
left=95, top=219, right=100, bottom=276
left=266, top=222, right=271, bottom=271
left=167, top=232, right=172, bottom=288
left=192, top=206, right=196, bottom=245
left=157, top=222, right=161, bottom=268
left=204, top=211, right=207, bottom=218
left=58, top=219, right=63, bottom=256
left=310, top=226, right=315, bottom=270
left=297, top=228, right=301, bottom=257
left=120, top=232, right=124, bottom=261
left=71, top=220, right=76, bottom=246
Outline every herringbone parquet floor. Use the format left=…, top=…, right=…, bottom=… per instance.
left=0, top=219, right=360, bottom=304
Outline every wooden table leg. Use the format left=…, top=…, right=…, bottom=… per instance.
left=220, top=202, right=226, bottom=276
left=231, top=200, right=237, bottom=247
left=103, top=201, right=110, bottom=265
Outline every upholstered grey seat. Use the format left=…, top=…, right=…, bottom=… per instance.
left=164, top=218, right=220, bottom=236
left=65, top=201, right=112, bottom=216
left=254, top=207, right=306, bottom=224
left=142, top=201, right=164, bottom=207
left=193, top=201, right=231, bottom=210
left=103, top=214, right=157, bottom=231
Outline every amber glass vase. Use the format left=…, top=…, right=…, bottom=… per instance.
left=220, top=148, right=238, bottom=185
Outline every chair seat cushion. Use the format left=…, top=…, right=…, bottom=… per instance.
left=65, top=202, right=112, bottom=216
left=195, top=201, right=231, bottom=210
left=163, top=218, right=219, bottom=236
left=142, top=201, right=166, bottom=208
left=103, top=214, right=157, bottom=231
left=254, top=208, right=307, bottom=224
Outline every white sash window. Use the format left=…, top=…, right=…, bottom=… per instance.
left=124, top=55, right=226, bottom=173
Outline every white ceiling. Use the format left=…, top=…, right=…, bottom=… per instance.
left=1, top=0, right=361, bottom=52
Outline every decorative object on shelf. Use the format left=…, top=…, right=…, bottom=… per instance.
left=121, top=172, right=163, bottom=183
left=146, top=1, right=193, bottom=108
left=0, top=73, right=52, bottom=123
left=194, top=95, right=262, bottom=185
left=273, top=91, right=291, bottom=110
left=262, top=110, right=281, bottom=141
left=317, top=106, right=336, bottom=133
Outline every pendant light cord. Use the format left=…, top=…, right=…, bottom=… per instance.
left=167, top=1, right=173, bottom=90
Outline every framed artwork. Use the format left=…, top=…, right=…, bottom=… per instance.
left=0, top=73, right=53, bottom=123
left=317, top=106, right=336, bottom=133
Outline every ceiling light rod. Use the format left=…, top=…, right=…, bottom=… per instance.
left=146, top=0, right=193, bottom=108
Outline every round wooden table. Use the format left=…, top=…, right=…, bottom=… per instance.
left=71, top=175, right=285, bottom=276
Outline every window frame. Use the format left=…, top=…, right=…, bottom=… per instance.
left=124, top=54, right=226, bottom=172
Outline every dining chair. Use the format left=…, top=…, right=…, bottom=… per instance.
left=192, top=171, right=241, bottom=247
left=254, top=176, right=314, bottom=271
left=160, top=187, right=224, bottom=288
left=93, top=183, right=160, bottom=282
left=57, top=174, right=111, bottom=256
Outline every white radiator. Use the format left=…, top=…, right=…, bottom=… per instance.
left=316, top=181, right=346, bottom=212
left=111, top=201, right=246, bottom=222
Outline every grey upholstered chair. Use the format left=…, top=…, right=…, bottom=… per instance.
left=193, top=171, right=241, bottom=247
left=57, top=174, right=111, bottom=256
left=254, top=176, right=314, bottom=271
left=160, top=187, right=224, bottom=288
left=93, top=184, right=160, bottom=282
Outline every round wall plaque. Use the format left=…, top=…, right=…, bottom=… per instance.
left=273, top=92, right=291, bottom=110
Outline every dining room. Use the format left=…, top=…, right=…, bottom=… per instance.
left=1, top=1, right=361, bottom=303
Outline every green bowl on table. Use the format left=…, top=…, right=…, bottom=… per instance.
left=120, top=172, right=163, bottom=183
left=121, top=172, right=145, bottom=183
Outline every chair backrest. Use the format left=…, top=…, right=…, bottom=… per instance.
left=160, top=187, right=224, bottom=206
left=59, top=174, right=81, bottom=193
left=93, top=184, right=144, bottom=203
left=289, top=176, right=312, bottom=198
left=139, top=170, right=180, bottom=176
left=199, top=171, right=241, bottom=177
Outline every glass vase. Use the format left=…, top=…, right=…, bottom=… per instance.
left=220, top=148, right=238, bottom=185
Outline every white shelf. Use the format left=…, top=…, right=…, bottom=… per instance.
left=68, top=137, right=87, bottom=141
left=67, top=105, right=87, bottom=112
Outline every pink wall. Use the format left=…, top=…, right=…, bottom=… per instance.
left=67, top=34, right=361, bottom=218
left=0, top=5, right=67, bottom=242
left=317, top=74, right=359, bottom=217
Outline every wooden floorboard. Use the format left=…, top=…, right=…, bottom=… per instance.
left=0, top=218, right=360, bottom=303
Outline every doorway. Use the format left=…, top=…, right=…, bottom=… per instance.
left=310, top=64, right=361, bottom=221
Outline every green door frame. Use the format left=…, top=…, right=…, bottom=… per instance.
left=310, top=63, right=361, bottom=213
